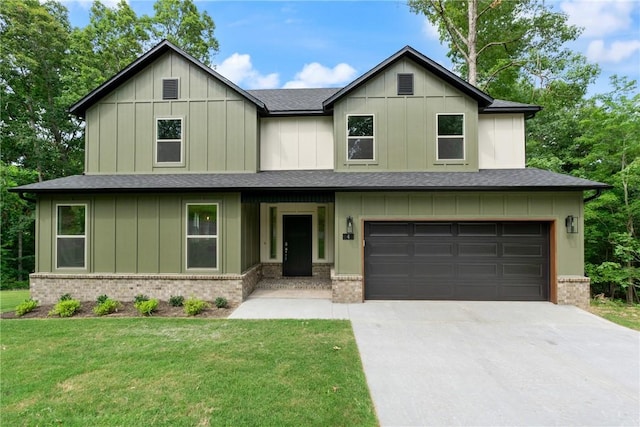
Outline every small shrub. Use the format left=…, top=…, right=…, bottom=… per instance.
left=214, top=297, right=228, bottom=309
left=93, top=299, right=121, bottom=316
left=184, top=298, right=209, bottom=316
left=134, top=298, right=158, bottom=316
left=49, top=299, right=81, bottom=317
left=15, top=299, right=38, bottom=316
left=134, top=294, right=149, bottom=304
left=169, top=295, right=184, bottom=307
left=59, top=293, right=73, bottom=302
left=96, top=294, right=109, bottom=304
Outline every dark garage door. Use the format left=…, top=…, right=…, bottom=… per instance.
left=364, top=221, right=550, bottom=301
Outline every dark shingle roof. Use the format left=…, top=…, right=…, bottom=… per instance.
left=10, top=169, right=609, bottom=194
left=247, top=88, right=340, bottom=114
left=482, top=99, right=542, bottom=116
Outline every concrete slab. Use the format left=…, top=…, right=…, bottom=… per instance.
left=228, top=298, right=640, bottom=426
left=249, top=288, right=332, bottom=299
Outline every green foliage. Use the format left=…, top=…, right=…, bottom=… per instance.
left=15, top=299, right=38, bottom=317
left=214, top=297, right=228, bottom=309
left=134, top=299, right=158, bottom=316
left=93, top=299, right=122, bottom=316
left=59, top=293, right=73, bottom=302
left=0, top=280, right=30, bottom=291
left=169, top=295, right=184, bottom=307
left=134, top=294, right=149, bottom=304
left=183, top=298, right=209, bottom=316
left=96, top=294, right=109, bottom=304
left=49, top=299, right=81, bottom=318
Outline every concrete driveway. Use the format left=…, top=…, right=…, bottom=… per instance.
left=231, top=299, right=640, bottom=426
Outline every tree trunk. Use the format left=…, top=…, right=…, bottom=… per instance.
left=467, top=0, right=478, bottom=86
left=18, top=230, right=23, bottom=282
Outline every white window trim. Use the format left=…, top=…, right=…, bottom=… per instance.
left=436, top=113, right=466, bottom=161
left=55, top=203, right=88, bottom=270
left=155, top=117, right=185, bottom=167
left=185, top=202, right=219, bottom=271
left=346, top=114, right=376, bottom=162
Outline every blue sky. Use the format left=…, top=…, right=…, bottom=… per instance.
left=64, top=0, right=640, bottom=96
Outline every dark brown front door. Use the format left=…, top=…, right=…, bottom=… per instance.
left=364, top=221, right=550, bottom=301
left=283, top=215, right=312, bottom=276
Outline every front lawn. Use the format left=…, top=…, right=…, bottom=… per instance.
left=0, top=290, right=30, bottom=313
left=589, top=298, right=640, bottom=331
left=1, top=318, right=377, bottom=426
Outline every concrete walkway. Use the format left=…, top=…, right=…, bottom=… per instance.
left=230, top=296, right=640, bottom=426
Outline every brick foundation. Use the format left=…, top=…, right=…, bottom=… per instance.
left=557, top=275, right=590, bottom=310
left=261, top=263, right=332, bottom=279
left=30, top=264, right=262, bottom=305
left=331, top=269, right=363, bottom=303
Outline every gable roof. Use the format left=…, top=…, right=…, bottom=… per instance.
left=68, top=39, right=267, bottom=118
left=323, top=46, right=494, bottom=110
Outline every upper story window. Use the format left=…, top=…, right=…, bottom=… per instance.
left=56, top=204, right=87, bottom=269
left=347, top=115, right=375, bottom=161
left=437, top=114, right=465, bottom=161
left=162, top=78, right=179, bottom=100
left=397, top=73, right=414, bottom=95
left=156, top=118, right=183, bottom=165
left=186, top=203, right=218, bottom=270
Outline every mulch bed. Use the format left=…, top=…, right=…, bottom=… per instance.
left=1, top=300, right=236, bottom=319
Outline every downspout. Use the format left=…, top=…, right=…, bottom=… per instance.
left=583, top=188, right=603, bottom=203
left=18, top=192, right=37, bottom=203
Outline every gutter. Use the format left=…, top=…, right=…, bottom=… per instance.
left=583, top=188, right=604, bottom=203
left=18, top=192, right=36, bottom=203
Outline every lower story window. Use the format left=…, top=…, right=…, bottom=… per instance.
left=56, top=204, right=86, bottom=269
left=186, top=204, right=218, bottom=269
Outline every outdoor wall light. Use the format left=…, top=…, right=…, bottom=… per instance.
left=343, top=216, right=355, bottom=240
left=565, top=215, right=578, bottom=234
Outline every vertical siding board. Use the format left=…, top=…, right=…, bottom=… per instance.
left=93, top=197, right=116, bottom=272
left=409, top=194, right=433, bottom=215
left=189, top=101, right=207, bottom=171
left=226, top=100, right=244, bottom=171
left=171, top=54, right=190, bottom=96
left=38, top=198, right=53, bottom=272
left=99, top=104, right=117, bottom=172
left=245, top=103, right=258, bottom=171
left=86, top=107, right=100, bottom=173
left=506, top=195, right=529, bottom=215
left=135, top=103, right=153, bottom=172
left=116, top=103, right=135, bottom=172
left=158, top=196, right=181, bottom=273
left=387, top=97, right=406, bottom=170
left=152, top=55, right=172, bottom=98
left=223, top=193, right=241, bottom=274
left=434, top=194, right=456, bottom=215
left=456, top=194, right=481, bottom=215
left=115, top=196, right=137, bottom=272
left=137, top=197, right=160, bottom=273
left=135, top=67, right=153, bottom=100
left=481, top=194, right=506, bottom=215
left=208, top=101, right=226, bottom=170
left=190, top=63, right=208, bottom=100
left=385, top=194, right=410, bottom=215
left=407, top=97, right=427, bottom=170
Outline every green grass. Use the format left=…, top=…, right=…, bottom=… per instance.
left=0, top=318, right=377, bottom=426
left=0, top=290, right=30, bottom=313
left=590, top=298, right=640, bottom=331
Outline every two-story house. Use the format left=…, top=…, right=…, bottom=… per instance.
left=12, top=40, right=608, bottom=308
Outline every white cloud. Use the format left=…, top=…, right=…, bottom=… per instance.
left=284, top=62, right=357, bottom=88
left=586, top=39, right=640, bottom=63
left=422, top=18, right=440, bottom=40
left=561, top=1, right=635, bottom=38
left=60, top=0, right=125, bottom=9
left=216, top=53, right=279, bottom=89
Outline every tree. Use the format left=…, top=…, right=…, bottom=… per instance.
left=147, top=0, right=219, bottom=65
left=577, top=77, right=640, bottom=303
left=408, top=0, right=581, bottom=96
left=0, top=0, right=84, bottom=181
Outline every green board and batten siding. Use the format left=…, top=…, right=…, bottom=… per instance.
left=37, top=193, right=244, bottom=275
left=334, top=191, right=585, bottom=276
left=85, top=51, right=259, bottom=174
left=334, top=58, right=478, bottom=172
left=241, top=202, right=261, bottom=271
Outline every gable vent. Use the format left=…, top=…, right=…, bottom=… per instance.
left=397, top=73, right=414, bottom=95
left=162, top=78, right=179, bottom=100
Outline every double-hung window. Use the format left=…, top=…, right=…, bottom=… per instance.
left=347, top=115, right=375, bottom=161
left=56, top=204, right=86, bottom=269
left=156, top=118, right=183, bottom=164
left=437, top=114, right=465, bottom=161
left=186, top=204, right=218, bottom=269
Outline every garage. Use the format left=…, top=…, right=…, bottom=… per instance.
left=364, top=221, right=550, bottom=301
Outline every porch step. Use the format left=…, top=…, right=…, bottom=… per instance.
left=256, top=277, right=332, bottom=290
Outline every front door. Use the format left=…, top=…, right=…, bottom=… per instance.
left=283, top=215, right=312, bottom=276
